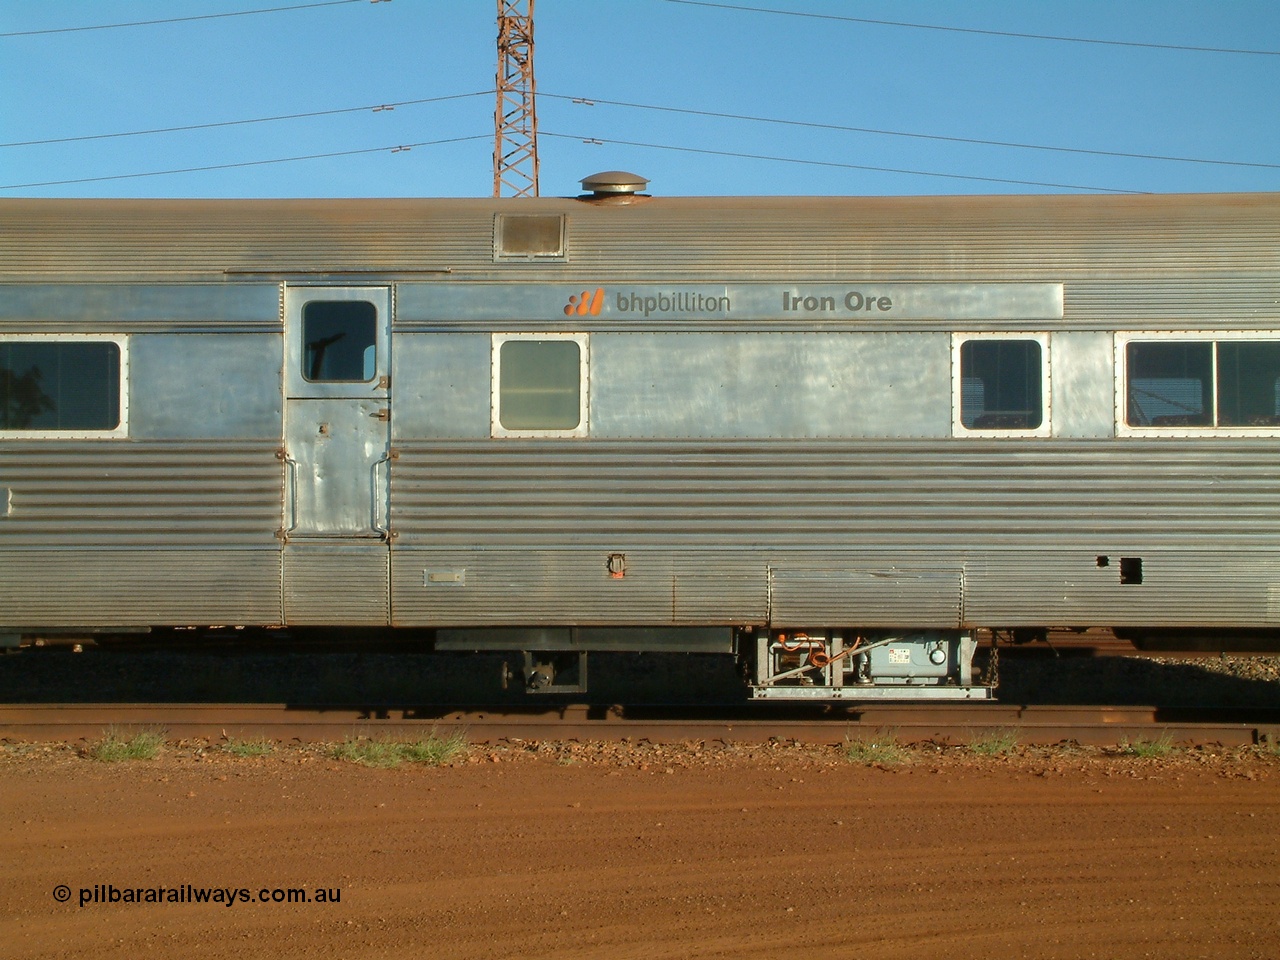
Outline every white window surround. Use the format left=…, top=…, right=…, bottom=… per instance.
left=1115, top=330, right=1280, bottom=438
left=0, top=333, right=129, bottom=439
left=951, top=332, right=1051, bottom=438
left=490, top=332, right=590, bottom=438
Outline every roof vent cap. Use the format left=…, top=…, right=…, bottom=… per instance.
left=579, top=171, right=649, bottom=197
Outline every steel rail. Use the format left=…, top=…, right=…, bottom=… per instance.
left=0, top=703, right=1275, bottom=747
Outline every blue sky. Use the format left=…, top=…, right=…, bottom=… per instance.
left=2, top=0, right=1278, bottom=199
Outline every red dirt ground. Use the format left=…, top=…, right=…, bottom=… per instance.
left=2, top=740, right=1279, bottom=960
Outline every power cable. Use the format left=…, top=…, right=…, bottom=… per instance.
left=0, top=1, right=383, bottom=38
left=546, top=93, right=1280, bottom=172
left=659, top=0, right=1280, bottom=57
left=10, top=88, right=1271, bottom=176
left=542, top=131, right=1144, bottom=194
left=0, top=118, right=1184, bottom=194
left=1, top=126, right=1140, bottom=193
left=0, top=93, right=491, bottom=148
left=0, top=135, right=489, bottom=190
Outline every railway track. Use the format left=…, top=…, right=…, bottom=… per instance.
left=0, top=702, right=1276, bottom=748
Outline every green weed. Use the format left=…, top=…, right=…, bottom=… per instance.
left=222, top=737, right=275, bottom=758
left=844, top=730, right=910, bottom=766
left=1118, top=733, right=1176, bottom=758
left=330, top=730, right=468, bottom=768
left=968, top=728, right=1021, bottom=757
left=87, top=726, right=166, bottom=762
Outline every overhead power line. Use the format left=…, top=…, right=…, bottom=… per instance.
left=0, top=135, right=489, bottom=190
left=542, top=131, right=1143, bottom=194
left=0, top=126, right=1139, bottom=193
left=660, top=0, right=1280, bottom=57
left=0, top=0, right=383, bottom=37
left=0, top=93, right=491, bottom=148
left=9, top=88, right=1272, bottom=176
left=545, top=94, right=1280, bottom=172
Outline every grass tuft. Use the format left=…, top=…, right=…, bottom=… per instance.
left=843, top=730, right=910, bottom=766
left=398, top=730, right=470, bottom=766
left=330, top=730, right=468, bottom=768
left=222, top=737, right=275, bottom=758
left=968, top=728, right=1021, bottom=757
left=1118, top=733, right=1176, bottom=758
left=88, top=726, right=166, bottom=762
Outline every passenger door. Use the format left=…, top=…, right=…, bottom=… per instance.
left=281, top=286, right=392, bottom=624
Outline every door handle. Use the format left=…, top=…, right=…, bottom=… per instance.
left=280, top=455, right=299, bottom=539
left=371, top=454, right=391, bottom=538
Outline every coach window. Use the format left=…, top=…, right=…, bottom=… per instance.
left=955, top=336, right=1047, bottom=435
left=491, top=334, right=588, bottom=437
left=1123, top=337, right=1280, bottom=431
left=1217, top=341, right=1280, bottom=426
left=0, top=338, right=126, bottom=437
left=1124, top=341, right=1212, bottom=427
left=302, top=300, right=377, bottom=382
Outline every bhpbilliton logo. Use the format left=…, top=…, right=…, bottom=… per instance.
left=564, top=288, right=604, bottom=316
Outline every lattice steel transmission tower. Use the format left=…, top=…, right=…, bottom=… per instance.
left=493, top=0, right=539, bottom=197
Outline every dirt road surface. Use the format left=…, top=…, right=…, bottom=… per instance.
left=3, top=740, right=1279, bottom=960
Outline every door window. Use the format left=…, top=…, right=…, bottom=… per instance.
left=302, top=301, right=377, bottom=383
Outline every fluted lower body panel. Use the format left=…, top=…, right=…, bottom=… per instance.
left=0, top=549, right=281, bottom=628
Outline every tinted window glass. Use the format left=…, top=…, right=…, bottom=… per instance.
left=302, top=301, right=376, bottom=382
left=0, top=341, right=120, bottom=430
left=497, top=215, right=564, bottom=257
left=1126, top=342, right=1212, bottom=426
left=1217, top=341, right=1280, bottom=427
left=959, top=339, right=1042, bottom=429
left=499, top=339, right=581, bottom=430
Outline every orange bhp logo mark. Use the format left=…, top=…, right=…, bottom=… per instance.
left=564, top=288, right=604, bottom=317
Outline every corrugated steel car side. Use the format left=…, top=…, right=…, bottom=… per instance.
left=0, top=192, right=1277, bottom=640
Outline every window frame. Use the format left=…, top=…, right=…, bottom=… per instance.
left=0, top=334, right=129, bottom=439
left=300, top=299, right=379, bottom=385
left=1116, top=331, right=1280, bottom=437
left=490, top=332, right=589, bottom=438
left=951, top=333, right=1051, bottom=438
left=283, top=287, right=389, bottom=402
left=493, top=214, right=567, bottom=261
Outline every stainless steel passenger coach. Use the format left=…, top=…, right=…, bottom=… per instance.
left=2, top=181, right=1278, bottom=699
